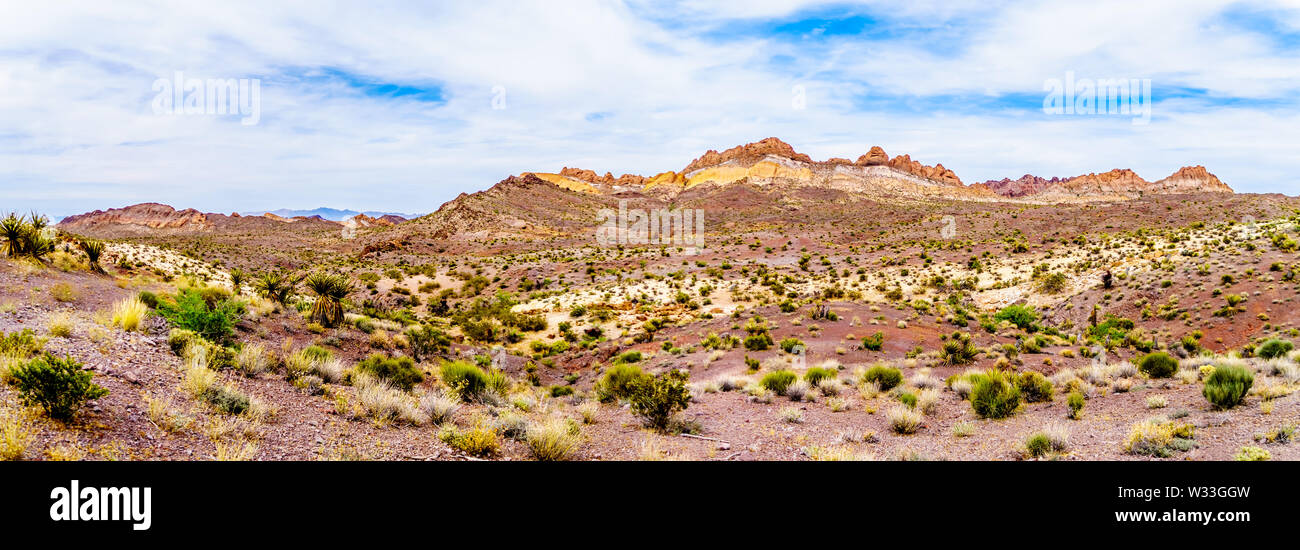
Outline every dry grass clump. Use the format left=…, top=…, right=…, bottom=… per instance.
left=887, top=405, right=922, bottom=434
left=525, top=416, right=583, bottom=461
left=418, top=390, right=460, bottom=425
left=111, top=297, right=148, bottom=332
left=354, top=373, right=423, bottom=425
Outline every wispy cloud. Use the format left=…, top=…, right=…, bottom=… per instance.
left=1, top=0, right=1297, bottom=219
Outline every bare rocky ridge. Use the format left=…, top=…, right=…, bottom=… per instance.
left=975, top=165, right=1232, bottom=200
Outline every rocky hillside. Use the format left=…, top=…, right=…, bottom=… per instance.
left=525, top=138, right=979, bottom=200
left=974, top=165, right=1232, bottom=200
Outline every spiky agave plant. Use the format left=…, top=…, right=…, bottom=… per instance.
left=304, top=273, right=352, bottom=327
left=229, top=268, right=246, bottom=295
left=78, top=238, right=106, bottom=273
left=0, top=213, right=26, bottom=257
left=253, top=270, right=297, bottom=305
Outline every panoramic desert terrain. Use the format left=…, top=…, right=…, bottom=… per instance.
left=3, top=138, right=1298, bottom=462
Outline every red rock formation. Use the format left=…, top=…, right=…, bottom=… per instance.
left=681, top=137, right=813, bottom=174
left=558, top=167, right=648, bottom=187
left=57, top=202, right=211, bottom=230
left=1152, top=165, right=1232, bottom=193
left=855, top=146, right=890, bottom=166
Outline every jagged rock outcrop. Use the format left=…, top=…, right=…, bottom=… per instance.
left=975, top=166, right=1232, bottom=200
left=58, top=203, right=211, bottom=230
left=681, top=137, right=814, bottom=174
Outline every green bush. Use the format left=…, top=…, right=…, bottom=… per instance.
left=1257, top=339, right=1294, bottom=360
left=779, top=337, right=805, bottom=354
left=897, top=391, right=917, bottom=409
left=167, top=328, right=200, bottom=355
left=1203, top=365, right=1253, bottom=409
left=1016, top=371, right=1054, bottom=403
left=157, top=288, right=244, bottom=343
left=1137, top=352, right=1178, bottom=379
left=970, top=369, right=1021, bottom=419
left=629, top=369, right=692, bottom=432
left=441, top=360, right=489, bottom=400
left=760, top=370, right=798, bottom=395
left=597, top=363, right=648, bottom=401
left=356, top=353, right=423, bottom=392
left=137, top=291, right=160, bottom=309
left=1025, top=433, right=1052, bottom=457
left=405, top=325, right=450, bottom=361
left=994, top=305, right=1038, bottom=331
left=743, top=332, right=773, bottom=351
left=200, top=384, right=250, bottom=415
left=862, top=365, right=903, bottom=391
left=861, top=331, right=884, bottom=351
left=1067, top=391, right=1085, bottom=419
left=9, top=353, right=108, bottom=421
left=803, top=367, right=837, bottom=386
left=0, top=329, right=44, bottom=356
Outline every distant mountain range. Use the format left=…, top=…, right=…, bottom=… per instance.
left=239, top=207, right=423, bottom=221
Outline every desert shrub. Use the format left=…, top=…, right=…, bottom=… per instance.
left=760, top=370, right=798, bottom=395
left=1234, top=446, right=1271, bottom=461
left=441, top=360, right=492, bottom=401
left=1016, top=371, right=1054, bottom=403
left=355, top=353, right=423, bottom=392
left=167, top=328, right=200, bottom=355
left=1257, top=339, right=1294, bottom=360
left=1036, top=272, right=1067, bottom=294
left=1067, top=391, right=1085, bottom=419
left=1202, top=365, right=1253, bottom=409
left=1136, top=352, right=1178, bottom=378
left=861, top=331, right=884, bottom=351
left=743, top=332, right=773, bottom=351
left=9, top=353, right=108, bottom=421
left=994, top=304, right=1038, bottom=331
left=1124, top=419, right=1195, bottom=457
left=200, top=384, right=250, bottom=415
left=597, top=363, right=648, bottom=401
left=628, top=370, right=692, bottom=432
left=157, top=288, right=244, bottom=343
left=439, top=424, right=499, bottom=456
left=970, top=369, right=1021, bottom=419
left=0, top=329, right=43, bottom=357
left=137, top=291, right=160, bottom=309
left=779, top=337, right=805, bottom=354
left=405, top=325, right=450, bottom=361
left=862, top=365, right=903, bottom=391
left=803, top=367, right=837, bottom=386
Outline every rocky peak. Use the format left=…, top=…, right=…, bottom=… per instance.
left=681, top=137, right=813, bottom=174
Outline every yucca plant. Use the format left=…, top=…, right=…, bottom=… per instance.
left=1, top=213, right=27, bottom=257
left=78, top=238, right=106, bottom=273
left=23, top=229, right=54, bottom=260
left=229, top=269, right=246, bottom=295
left=304, top=273, right=352, bottom=327
left=253, top=270, right=297, bottom=305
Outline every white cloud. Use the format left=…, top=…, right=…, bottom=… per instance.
left=0, top=0, right=1296, bottom=219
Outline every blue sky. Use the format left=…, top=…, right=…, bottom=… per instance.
left=2, top=0, right=1299, bottom=219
